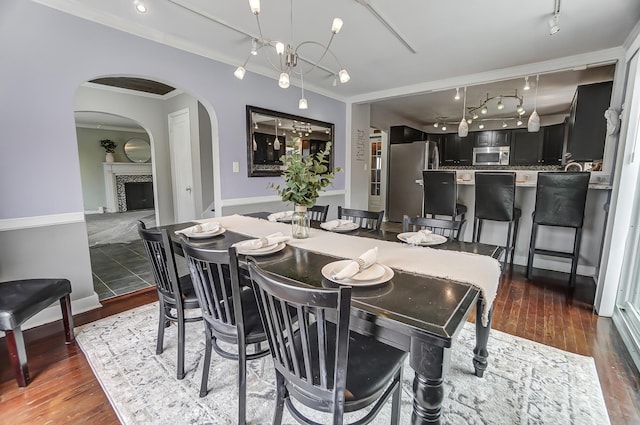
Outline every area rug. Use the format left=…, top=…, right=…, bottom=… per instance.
left=76, top=303, right=610, bottom=424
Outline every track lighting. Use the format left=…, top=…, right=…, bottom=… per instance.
left=548, top=0, right=561, bottom=35
left=524, top=76, right=530, bottom=91
left=481, top=106, right=488, bottom=115
left=479, top=123, right=485, bottom=129
left=134, top=1, right=147, bottom=13
left=441, top=125, right=447, bottom=131
left=516, top=118, right=523, bottom=126
left=502, top=121, right=508, bottom=128
left=497, top=96, right=504, bottom=110
left=454, top=87, right=460, bottom=100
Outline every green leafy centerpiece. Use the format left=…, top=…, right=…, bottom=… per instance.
left=269, top=142, right=339, bottom=238
left=100, top=139, right=117, bottom=163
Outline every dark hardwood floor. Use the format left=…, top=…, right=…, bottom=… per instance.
left=1, top=268, right=639, bottom=424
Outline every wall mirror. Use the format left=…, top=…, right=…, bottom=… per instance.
left=124, top=138, right=151, bottom=163
left=247, top=105, right=334, bottom=177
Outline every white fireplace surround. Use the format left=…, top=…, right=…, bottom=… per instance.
left=103, top=162, right=153, bottom=213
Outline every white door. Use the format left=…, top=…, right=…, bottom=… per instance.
left=368, top=132, right=387, bottom=215
left=168, top=108, right=196, bottom=222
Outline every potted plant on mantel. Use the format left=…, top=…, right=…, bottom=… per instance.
left=269, top=142, right=339, bottom=238
left=100, top=139, right=117, bottom=163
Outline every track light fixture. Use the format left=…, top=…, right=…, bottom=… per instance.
left=468, top=91, right=523, bottom=118
left=134, top=1, right=147, bottom=13
left=454, top=87, right=460, bottom=100
left=524, top=76, right=531, bottom=91
left=233, top=0, right=350, bottom=110
left=548, top=0, right=561, bottom=35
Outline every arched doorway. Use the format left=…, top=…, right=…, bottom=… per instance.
left=74, top=76, right=216, bottom=301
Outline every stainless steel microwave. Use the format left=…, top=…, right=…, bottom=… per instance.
left=473, top=146, right=510, bottom=166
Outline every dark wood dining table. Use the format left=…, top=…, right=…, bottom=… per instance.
left=160, top=215, right=502, bottom=425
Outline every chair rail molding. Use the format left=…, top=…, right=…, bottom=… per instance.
left=103, top=162, right=153, bottom=213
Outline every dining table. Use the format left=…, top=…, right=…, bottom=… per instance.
left=159, top=213, right=503, bottom=425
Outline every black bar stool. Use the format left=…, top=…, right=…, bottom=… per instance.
left=473, top=172, right=521, bottom=270
left=422, top=170, right=467, bottom=222
left=527, top=172, right=591, bottom=287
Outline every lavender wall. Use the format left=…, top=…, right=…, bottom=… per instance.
left=0, top=0, right=346, bottom=220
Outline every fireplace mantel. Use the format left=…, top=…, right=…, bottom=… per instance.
left=103, top=162, right=153, bottom=212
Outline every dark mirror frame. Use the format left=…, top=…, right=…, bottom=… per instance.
left=247, top=105, right=335, bottom=177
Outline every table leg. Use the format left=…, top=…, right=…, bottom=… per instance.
left=473, top=297, right=493, bottom=378
left=409, top=338, right=450, bottom=425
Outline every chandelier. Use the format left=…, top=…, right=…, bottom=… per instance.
left=467, top=90, right=526, bottom=120
left=233, top=0, right=350, bottom=110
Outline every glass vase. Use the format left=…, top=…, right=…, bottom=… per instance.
left=292, top=205, right=310, bottom=239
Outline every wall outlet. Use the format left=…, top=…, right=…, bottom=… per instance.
left=232, top=162, right=239, bottom=173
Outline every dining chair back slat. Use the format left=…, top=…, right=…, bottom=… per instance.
left=309, top=204, right=330, bottom=222
left=338, top=207, right=384, bottom=231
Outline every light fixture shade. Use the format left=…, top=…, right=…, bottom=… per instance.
left=275, top=42, right=285, bottom=55
left=441, top=125, right=447, bottom=131
left=479, top=123, right=485, bottom=129
left=331, top=18, right=343, bottom=34
left=278, top=72, right=290, bottom=88
left=497, top=97, right=504, bottom=110
left=528, top=110, right=541, bottom=132
left=299, top=98, right=308, bottom=109
left=502, top=121, right=508, bottom=128
left=516, top=104, right=524, bottom=114
left=467, top=118, right=473, bottom=124
left=273, top=137, right=281, bottom=150
left=234, top=66, right=246, bottom=80
left=472, top=112, right=479, bottom=119
left=517, top=118, right=523, bottom=126
left=524, top=77, right=531, bottom=91
left=481, top=106, right=488, bottom=115
left=454, top=88, right=460, bottom=100
left=458, top=119, right=468, bottom=137
left=433, top=122, right=438, bottom=128
left=249, top=0, right=260, bottom=14
left=338, top=69, right=350, bottom=83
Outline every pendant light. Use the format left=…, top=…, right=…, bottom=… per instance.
left=528, top=75, right=541, bottom=132
left=458, top=87, right=468, bottom=137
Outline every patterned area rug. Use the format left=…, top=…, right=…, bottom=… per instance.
left=76, top=303, right=610, bottom=424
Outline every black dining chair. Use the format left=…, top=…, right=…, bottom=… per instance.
left=402, top=215, right=466, bottom=241
left=309, top=204, right=330, bottom=222
left=422, top=170, right=467, bottom=222
left=527, top=172, right=591, bottom=287
left=338, top=207, right=384, bottom=231
left=137, top=222, right=202, bottom=380
left=248, top=260, right=406, bottom=425
left=180, top=242, right=270, bottom=424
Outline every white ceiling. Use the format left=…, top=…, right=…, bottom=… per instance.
left=44, top=0, right=640, bottom=128
left=75, top=111, right=146, bottom=132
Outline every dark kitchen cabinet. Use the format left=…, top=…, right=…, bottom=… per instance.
left=474, top=130, right=511, bottom=147
left=510, top=123, right=566, bottom=165
left=542, top=123, right=565, bottom=165
left=510, top=129, right=544, bottom=165
left=442, top=133, right=473, bottom=165
left=389, top=125, right=425, bottom=144
left=566, top=81, right=612, bottom=161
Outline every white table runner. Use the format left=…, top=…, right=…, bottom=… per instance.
left=197, top=215, right=500, bottom=325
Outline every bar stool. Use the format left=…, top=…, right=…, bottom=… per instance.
left=473, top=172, right=521, bottom=270
left=527, top=172, right=591, bottom=287
left=422, top=170, right=467, bottom=222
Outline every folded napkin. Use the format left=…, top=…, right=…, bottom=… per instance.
left=233, top=232, right=290, bottom=251
left=406, top=229, right=438, bottom=245
left=332, top=247, right=378, bottom=280
left=322, top=219, right=354, bottom=230
left=175, top=221, right=221, bottom=235
left=267, top=211, right=295, bottom=222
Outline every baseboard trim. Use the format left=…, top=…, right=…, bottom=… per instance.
left=512, top=254, right=596, bottom=278
left=0, top=212, right=85, bottom=232
left=220, top=190, right=346, bottom=207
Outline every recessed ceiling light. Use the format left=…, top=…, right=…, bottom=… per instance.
left=135, top=1, right=147, bottom=13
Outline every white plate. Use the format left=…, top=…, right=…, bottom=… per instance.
left=321, top=260, right=394, bottom=286
left=235, top=242, right=286, bottom=256
left=176, top=227, right=225, bottom=239
left=320, top=221, right=359, bottom=232
left=397, top=232, right=447, bottom=246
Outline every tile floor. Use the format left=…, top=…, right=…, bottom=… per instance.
left=90, top=240, right=190, bottom=301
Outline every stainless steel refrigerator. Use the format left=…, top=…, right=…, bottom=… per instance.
left=387, top=141, right=439, bottom=222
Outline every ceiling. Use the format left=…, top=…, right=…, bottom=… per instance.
left=44, top=0, right=639, bottom=129
left=75, top=111, right=146, bottom=132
